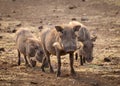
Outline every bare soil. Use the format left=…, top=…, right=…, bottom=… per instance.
left=0, top=0, right=120, bottom=86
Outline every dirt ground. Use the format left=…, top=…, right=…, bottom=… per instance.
left=0, top=0, right=120, bottom=86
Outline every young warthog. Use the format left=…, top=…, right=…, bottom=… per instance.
left=40, top=24, right=81, bottom=77
left=16, top=28, right=44, bottom=67
left=69, top=21, right=97, bottom=65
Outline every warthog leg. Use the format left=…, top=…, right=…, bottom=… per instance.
left=69, top=53, right=75, bottom=75
left=26, top=55, right=33, bottom=67
left=80, top=55, right=83, bottom=65
left=23, top=54, right=28, bottom=65
left=47, top=53, right=54, bottom=73
left=56, top=50, right=61, bottom=77
left=41, top=51, right=54, bottom=73
left=83, top=56, right=86, bottom=63
left=75, top=53, right=78, bottom=60
left=17, top=49, right=21, bottom=65
left=41, top=56, right=46, bottom=72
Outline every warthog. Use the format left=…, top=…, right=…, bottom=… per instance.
left=40, top=24, right=81, bottom=77
left=69, top=21, right=97, bottom=65
left=16, top=28, right=44, bottom=67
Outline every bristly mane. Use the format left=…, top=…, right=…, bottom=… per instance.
left=78, top=27, right=91, bottom=42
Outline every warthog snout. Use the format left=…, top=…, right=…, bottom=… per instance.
left=36, top=50, right=44, bottom=62
left=64, top=46, right=77, bottom=53
left=85, top=57, right=93, bottom=62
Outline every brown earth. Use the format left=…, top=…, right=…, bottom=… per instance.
left=0, top=0, right=120, bottom=86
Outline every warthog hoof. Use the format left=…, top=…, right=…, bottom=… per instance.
left=56, top=71, right=61, bottom=77
left=50, top=68, right=54, bottom=73
left=18, top=61, right=21, bottom=66
left=44, top=62, right=49, bottom=68
left=71, top=69, right=76, bottom=76
left=30, top=60, right=36, bottom=67
left=41, top=66, right=45, bottom=72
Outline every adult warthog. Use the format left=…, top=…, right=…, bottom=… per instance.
left=69, top=21, right=97, bottom=65
left=40, top=24, right=81, bottom=77
left=16, top=28, right=44, bottom=67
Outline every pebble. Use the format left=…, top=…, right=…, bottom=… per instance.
left=68, top=5, right=77, bottom=10
left=71, top=18, right=77, bottom=21
left=104, top=57, right=111, bottom=62
left=0, top=48, right=5, bottom=52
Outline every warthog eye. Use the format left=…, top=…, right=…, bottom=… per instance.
left=92, top=44, right=94, bottom=47
left=40, top=51, right=43, bottom=54
left=34, top=46, right=38, bottom=50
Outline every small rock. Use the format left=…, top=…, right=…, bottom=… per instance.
left=2, top=62, right=8, bottom=64
left=95, top=28, right=99, bottom=30
left=115, top=11, right=119, bottom=15
left=48, top=23, right=52, bottom=25
left=81, top=16, right=88, bottom=21
left=0, top=36, right=3, bottom=39
left=68, top=5, right=77, bottom=9
left=6, top=27, right=17, bottom=33
left=10, top=64, right=18, bottom=67
left=12, top=0, right=16, bottom=2
left=47, top=76, right=51, bottom=79
left=98, top=64, right=104, bottom=66
left=30, top=81, right=38, bottom=84
left=0, top=67, right=7, bottom=70
left=56, top=16, right=59, bottom=18
left=16, top=23, right=22, bottom=27
left=6, top=15, right=11, bottom=17
left=40, top=74, right=44, bottom=76
left=12, top=29, right=17, bottom=33
left=53, top=9, right=56, bottom=12
left=38, top=26, right=43, bottom=31
left=0, top=48, right=5, bottom=52
left=0, top=17, right=2, bottom=20
left=8, top=81, right=14, bottom=84
left=40, top=20, right=43, bottom=23
left=91, top=82, right=99, bottom=86
left=82, top=0, right=86, bottom=2
left=12, top=10, right=16, bottom=13
left=71, top=18, right=77, bottom=21
left=104, top=57, right=111, bottom=62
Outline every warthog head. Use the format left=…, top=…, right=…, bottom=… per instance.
left=69, top=21, right=97, bottom=62
left=26, top=38, right=44, bottom=62
left=82, top=36, right=97, bottom=62
left=55, top=25, right=81, bottom=53
left=35, top=47, right=44, bottom=62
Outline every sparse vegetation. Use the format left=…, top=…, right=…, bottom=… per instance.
left=0, top=0, right=120, bottom=86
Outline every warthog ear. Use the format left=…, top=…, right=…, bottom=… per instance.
left=73, top=25, right=81, bottom=32
left=91, top=36, right=97, bottom=42
left=55, top=26, right=63, bottom=33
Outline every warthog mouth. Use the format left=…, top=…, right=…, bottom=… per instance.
left=30, top=59, right=36, bottom=67
left=65, top=46, right=77, bottom=53
left=86, top=57, right=93, bottom=63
